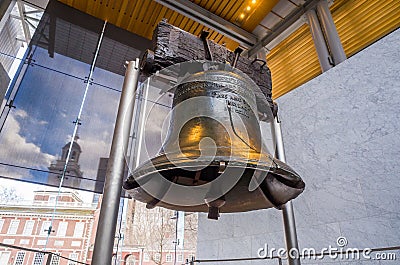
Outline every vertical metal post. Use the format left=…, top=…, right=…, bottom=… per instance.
left=272, top=115, right=301, bottom=265
left=316, top=0, right=346, bottom=65
left=135, top=78, right=150, bottom=168
left=92, top=59, right=140, bottom=265
left=139, top=247, right=144, bottom=265
left=305, top=9, right=332, bottom=72
left=174, top=211, right=178, bottom=265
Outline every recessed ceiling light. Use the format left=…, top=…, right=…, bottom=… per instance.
left=246, top=6, right=251, bottom=11
left=240, top=13, right=245, bottom=18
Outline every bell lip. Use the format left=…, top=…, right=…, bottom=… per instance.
left=124, top=152, right=304, bottom=190
left=123, top=153, right=305, bottom=213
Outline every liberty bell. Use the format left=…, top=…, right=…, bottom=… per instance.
left=124, top=68, right=305, bottom=220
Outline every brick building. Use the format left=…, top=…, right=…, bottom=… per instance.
left=0, top=138, right=196, bottom=265
left=0, top=190, right=96, bottom=264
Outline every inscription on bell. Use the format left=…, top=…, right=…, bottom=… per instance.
left=211, top=91, right=251, bottom=118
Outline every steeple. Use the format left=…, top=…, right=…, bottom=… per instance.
left=48, top=136, right=83, bottom=189
left=61, top=135, right=82, bottom=162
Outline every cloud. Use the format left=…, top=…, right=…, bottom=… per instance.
left=0, top=109, right=56, bottom=180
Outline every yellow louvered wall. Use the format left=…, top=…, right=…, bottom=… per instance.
left=267, top=25, right=321, bottom=99
left=269, top=0, right=400, bottom=98
left=332, top=0, right=400, bottom=57
left=58, top=0, right=278, bottom=50
left=58, top=0, right=399, bottom=98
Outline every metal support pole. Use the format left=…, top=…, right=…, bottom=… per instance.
left=305, top=9, right=332, bottom=72
left=272, top=115, right=301, bottom=265
left=139, top=247, right=144, bottom=265
left=316, top=0, right=346, bottom=65
left=92, top=59, right=140, bottom=265
left=173, top=211, right=179, bottom=265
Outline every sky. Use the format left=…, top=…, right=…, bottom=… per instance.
left=0, top=44, right=171, bottom=202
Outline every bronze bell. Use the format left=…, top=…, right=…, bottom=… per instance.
left=123, top=69, right=305, bottom=220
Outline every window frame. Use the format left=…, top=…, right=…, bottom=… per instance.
left=50, top=253, right=60, bottom=265
left=67, top=253, right=78, bottom=265
left=57, top=221, right=68, bottom=237
left=40, top=221, right=52, bottom=236
left=7, top=220, right=20, bottom=234
left=23, top=220, right=35, bottom=235
left=32, top=252, right=44, bottom=265
left=13, top=251, right=26, bottom=265
left=0, top=251, right=11, bottom=264
left=0, top=219, right=4, bottom=233
left=73, top=222, right=84, bottom=238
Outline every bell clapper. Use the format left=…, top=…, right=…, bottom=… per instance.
left=218, top=161, right=227, bottom=174
left=205, top=196, right=226, bottom=220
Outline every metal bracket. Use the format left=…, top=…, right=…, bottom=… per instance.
left=200, top=31, right=213, bottom=61
left=232, top=47, right=243, bottom=68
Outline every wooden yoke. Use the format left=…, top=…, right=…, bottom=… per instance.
left=140, top=20, right=276, bottom=117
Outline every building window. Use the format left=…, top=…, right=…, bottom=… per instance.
left=37, top=240, right=46, bottom=245
left=57, top=221, right=68, bottom=237
left=0, top=252, right=11, bottom=264
left=50, top=254, right=60, bottom=265
left=3, top=238, right=15, bottom=244
left=71, top=241, right=81, bottom=247
left=20, top=239, right=30, bottom=245
left=143, top=253, right=149, bottom=262
left=40, top=221, right=52, bottom=235
left=67, top=253, right=78, bottom=265
left=54, top=240, right=64, bottom=246
left=73, top=222, right=84, bottom=237
left=177, top=254, right=183, bottom=262
left=23, top=220, right=35, bottom=235
left=33, top=253, right=44, bottom=265
left=14, top=251, right=25, bottom=265
left=7, top=220, right=20, bottom=234
left=154, top=253, right=161, bottom=262
left=166, top=253, right=172, bottom=262
left=0, top=219, right=4, bottom=233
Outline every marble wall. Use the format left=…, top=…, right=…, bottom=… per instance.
left=197, top=28, right=400, bottom=265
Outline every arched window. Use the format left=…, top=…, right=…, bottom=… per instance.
left=71, top=151, right=77, bottom=160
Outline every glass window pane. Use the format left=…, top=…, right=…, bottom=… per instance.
left=73, top=222, right=84, bottom=238
left=67, top=253, right=78, bottom=265
left=51, top=254, right=60, bottom=265
left=57, top=221, right=68, bottom=236
left=14, top=251, right=25, bottom=265
left=32, top=253, right=44, bottom=265
left=40, top=221, right=51, bottom=235
left=0, top=252, right=11, bottom=264
left=7, top=220, right=19, bottom=234
left=23, top=220, right=35, bottom=235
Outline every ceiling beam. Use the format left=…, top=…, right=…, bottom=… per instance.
left=154, top=0, right=258, bottom=48
left=246, top=0, right=319, bottom=58
left=17, top=0, right=31, bottom=43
